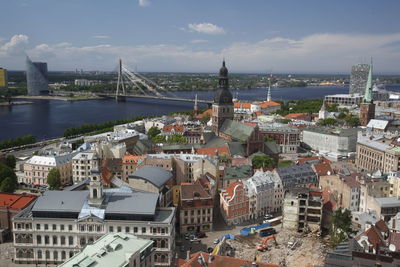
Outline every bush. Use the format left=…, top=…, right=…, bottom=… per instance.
left=47, top=168, right=61, bottom=190
left=0, top=163, right=17, bottom=193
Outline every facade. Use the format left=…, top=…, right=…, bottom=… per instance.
left=324, top=93, right=363, bottom=106
left=59, top=233, right=154, bottom=267
left=356, top=132, right=400, bottom=173
left=0, top=68, right=7, bottom=90
left=23, top=153, right=76, bottom=185
left=122, top=154, right=144, bottom=182
left=212, top=60, right=234, bottom=134
left=12, top=170, right=176, bottom=266
left=359, top=177, right=390, bottom=213
left=179, top=183, right=213, bottom=234
left=26, top=56, right=49, bottom=96
left=388, top=171, right=400, bottom=198
left=370, top=197, right=400, bottom=221
left=259, top=123, right=300, bottom=153
left=220, top=182, right=249, bottom=225
left=0, top=193, right=36, bottom=243
left=282, top=187, right=323, bottom=232
left=72, top=151, right=99, bottom=184
left=302, top=127, right=358, bottom=159
left=319, top=173, right=361, bottom=211
left=349, top=63, right=370, bottom=95
left=243, top=170, right=284, bottom=219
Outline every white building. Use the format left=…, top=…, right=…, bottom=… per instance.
left=72, top=151, right=99, bottom=184
left=59, top=233, right=154, bottom=267
left=12, top=169, right=176, bottom=266
left=302, top=127, right=358, bottom=160
left=243, top=170, right=284, bottom=218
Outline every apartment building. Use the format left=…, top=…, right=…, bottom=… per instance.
left=179, top=183, right=213, bottom=234
left=72, top=151, right=99, bottom=184
left=259, top=123, right=300, bottom=154
left=220, top=182, right=249, bottom=225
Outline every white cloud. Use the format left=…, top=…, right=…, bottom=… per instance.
left=138, top=0, right=150, bottom=7
left=0, top=34, right=29, bottom=56
left=190, top=39, right=208, bottom=44
left=92, top=35, right=109, bottom=39
left=188, top=23, right=225, bottom=35
left=2, top=33, right=400, bottom=73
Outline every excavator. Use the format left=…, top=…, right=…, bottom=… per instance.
left=256, top=234, right=277, bottom=252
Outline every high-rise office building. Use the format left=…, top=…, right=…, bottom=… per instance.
left=349, top=63, right=370, bottom=95
left=26, top=56, right=49, bottom=96
left=0, top=68, right=7, bottom=90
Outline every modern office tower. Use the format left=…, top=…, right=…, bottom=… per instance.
left=349, top=63, right=370, bottom=95
left=26, top=56, right=49, bottom=96
left=0, top=68, right=8, bottom=90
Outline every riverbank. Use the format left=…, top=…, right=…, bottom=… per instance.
left=12, top=95, right=103, bottom=101
left=0, top=101, right=33, bottom=106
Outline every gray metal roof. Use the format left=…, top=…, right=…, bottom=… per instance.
left=105, top=190, right=158, bottom=215
left=32, top=191, right=88, bottom=213
left=129, top=165, right=173, bottom=188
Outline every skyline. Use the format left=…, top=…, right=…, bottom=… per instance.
left=1, top=0, right=400, bottom=73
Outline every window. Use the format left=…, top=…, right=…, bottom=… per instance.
left=68, top=225, right=72, bottom=231
left=37, top=235, right=42, bottom=244
left=45, top=250, right=50, bottom=259
left=134, top=227, right=138, bottom=233
left=125, top=226, right=130, bottom=233
left=53, top=236, right=58, bottom=245
left=69, top=236, right=73, bottom=245
left=52, top=224, right=57, bottom=231
left=96, top=225, right=102, bottom=232
left=117, top=226, right=122, bottom=232
left=109, top=226, right=114, bottom=232
left=44, top=224, right=48, bottom=230
left=53, top=251, right=58, bottom=260
left=88, top=225, right=93, bottom=232
left=37, top=250, right=42, bottom=259
left=69, top=251, right=74, bottom=258
left=80, top=225, right=85, bottom=231
left=45, top=235, right=49, bottom=245
left=61, top=251, right=66, bottom=260
left=142, top=227, right=146, bottom=234
left=61, top=236, right=65, bottom=245
left=36, top=224, right=41, bottom=230
left=60, top=225, right=64, bottom=231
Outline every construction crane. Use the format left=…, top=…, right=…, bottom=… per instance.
left=256, top=234, right=277, bottom=252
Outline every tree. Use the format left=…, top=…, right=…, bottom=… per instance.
left=0, top=163, right=17, bottom=193
left=344, top=116, right=360, bottom=127
left=47, top=168, right=61, bottom=190
left=252, top=155, right=275, bottom=169
left=330, top=208, right=354, bottom=246
left=317, top=118, right=338, bottom=126
left=147, top=127, right=161, bottom=140
left=0, top=177, right=16, bottom=193
left=167, top=133, right=187, bottom=144
left=5, top=155, right=16, bottom=169
left=337, top=112, right=347, bottom=120
left=152, top=135, right=166, bottom=143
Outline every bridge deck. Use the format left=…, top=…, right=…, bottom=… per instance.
left=97, top=93, right=212, bottom=104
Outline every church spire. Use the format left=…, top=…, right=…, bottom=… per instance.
left=363, top=58, right=373, bottom=104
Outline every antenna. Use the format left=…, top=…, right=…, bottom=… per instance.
left=116, top=58, right=126, bottom=97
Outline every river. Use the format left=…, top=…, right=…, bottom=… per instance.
left=0, top=85, right=398, bottom=142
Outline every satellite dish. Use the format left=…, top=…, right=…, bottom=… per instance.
left=389, top=244, right=396, bottom=252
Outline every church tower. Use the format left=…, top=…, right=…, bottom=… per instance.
left=88, top=167, right=104, bottom=206
left=359, top=60, right=375, bottom=126
left=212, top=60, right=234, bottom=134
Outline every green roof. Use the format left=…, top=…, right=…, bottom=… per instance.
left=224, top=165, right=253, bottom=180
left=264, top=141, right=280, bottom=154
left=59, top=233, right=153, bottom=267
left=220, top=119, right=254, bottom=142
left=228, top=142, right=245, bottom=156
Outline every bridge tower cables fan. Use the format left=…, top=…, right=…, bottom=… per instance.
left=116, top=58, right=126, bottom=102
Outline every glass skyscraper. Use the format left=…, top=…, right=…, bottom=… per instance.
left=26, top=56, right=49, bottom=96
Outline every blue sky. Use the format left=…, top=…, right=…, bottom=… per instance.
left=1, top=0, right=400, bottom=73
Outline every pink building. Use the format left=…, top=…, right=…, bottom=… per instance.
left=220, top=182, right=249, bottom=225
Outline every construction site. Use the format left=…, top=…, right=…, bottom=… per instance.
left=212, top=223, right=330, bottom=267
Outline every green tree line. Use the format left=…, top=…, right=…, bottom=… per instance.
left=0, top=135, right=36, bottom=150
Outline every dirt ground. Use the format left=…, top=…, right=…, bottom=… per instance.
left=224, top=225, right=331, bottom=267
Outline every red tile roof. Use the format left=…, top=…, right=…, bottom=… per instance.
left=222, top=182, right=244, bottom=202
left=375, top=220, right=389, bottom=233
left=259, top=101, right=281, bottom=108
left=0, top=193, right=36, bottom=210
left=196, top=146, right=230, bottom=158
left=231, top=157, right=252, bottom=167
left=243, top=122, right=257, bottom=127
left=163, top=125, right=184, bottom=133
left=284, top=113, right=309, bottom=120
left=313, top=162, right=334, bottom=176
left=234, top=102, right=252, bottom=109
left=179, top=252, right=278, bottom=267
left=122, top=153, right=145, bottom=164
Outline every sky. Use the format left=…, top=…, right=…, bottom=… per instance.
left=1, top=0, right=400, bottom=73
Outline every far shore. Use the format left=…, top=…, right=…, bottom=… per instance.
left=12, top=95, right=104, bottom=101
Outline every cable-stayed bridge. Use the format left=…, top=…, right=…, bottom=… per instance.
left=96, top=59, right=212, bottom=104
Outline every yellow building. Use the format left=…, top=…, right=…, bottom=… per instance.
left=0, top=68, right=7, bottom=89
left=388, top=172, right=400, bottom=198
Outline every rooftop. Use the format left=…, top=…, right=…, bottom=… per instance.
left=220, top=119, right=254, bottom=142
left=0, top=193, right=36, bottom=210
left=304, top=127, right=358, bottom=137
left=59, top=233, right=153, bottom=267
left=181, top=183, right=211, bottom=200
left=374, top=197, right=400, bottom=208
left=224, top=165, right=253, bottom=180
left=129, top=165, right=173, bottom=188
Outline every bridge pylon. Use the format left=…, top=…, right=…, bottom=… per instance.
left=116, top=58, right=126, bottom=102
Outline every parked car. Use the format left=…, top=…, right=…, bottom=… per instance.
left=264, top=214, right=274, bottom=220
left=213, top=239, right=220, bottom=244
left=196, top=232, right=206, bottom=238
left=190, top=237, right=200, bottom=243
left=184, top=233, right=190, bottom=240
